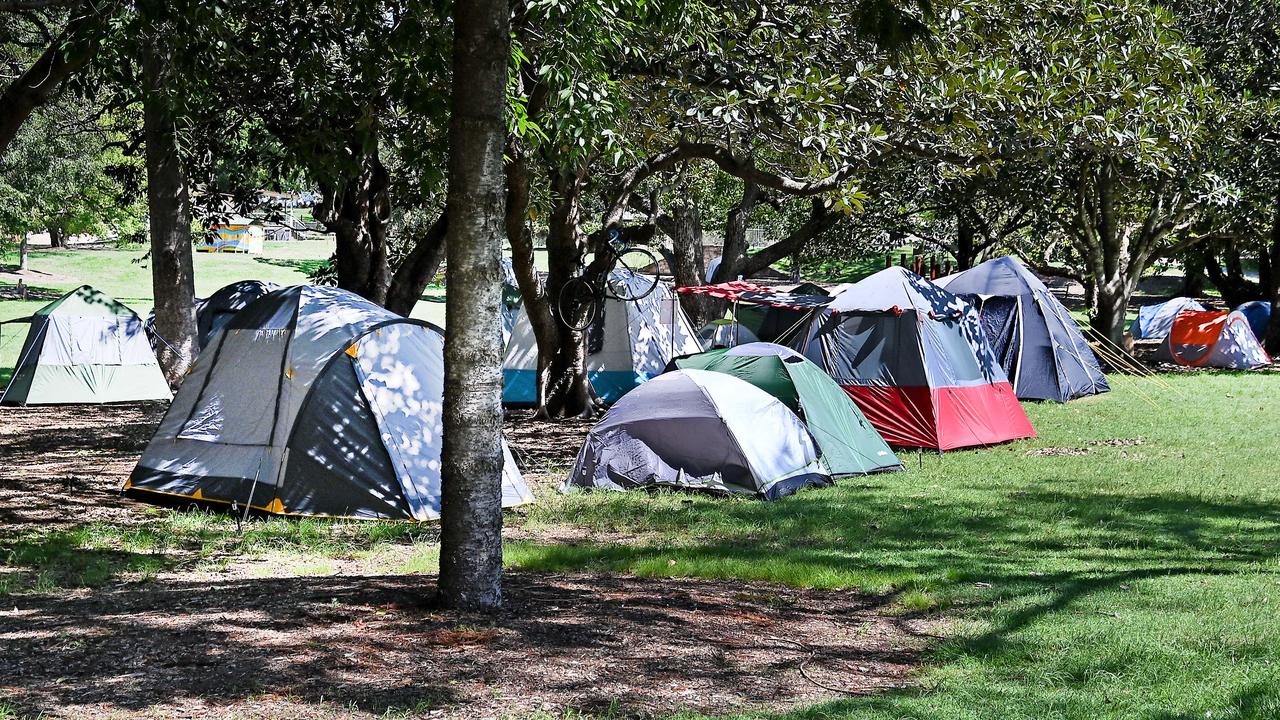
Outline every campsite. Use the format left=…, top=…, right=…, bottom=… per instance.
left=3, top=2, right=1280, bottom=719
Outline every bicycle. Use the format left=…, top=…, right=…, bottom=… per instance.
left=556, top=232, right=663, bottom=331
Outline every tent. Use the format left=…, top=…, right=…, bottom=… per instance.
left=197, top=280, right=280, bottom=348
left=500, top=257, right=521, bottom=345
left=673, top=342, right=901, bottom=475
left=125, top=285, right=534, bottom=520
left=564, top=369, right=832, bottom=500
left=1130, top=297, right=1206, bottom=339
left=735, top=282, right=831, bottom=343
left=698, top=319, right=760, bottom=349
left=1154, top=310, right=1272, bottom=369
left=503, top=270, right=701, bottom=404
left=1, top=285, right=171, bottom=405
left=198, top=216, right=265, bottom=253
left=1235, top=300, right=1272, bottom=342
left=938, top=256, right=1109, bottom=402
left=791, top=266, right=1035, bottom=450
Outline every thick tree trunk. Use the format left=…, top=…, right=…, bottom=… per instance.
left=384, top=213, right=447, bottom=317
left=48, top=227, right=68, bottom=249
left=1263, top=194, right=1280, bottom=355
left=315, top=146, right=392, bottom=305
left=142, top=42, right=197, bottom=386
left=0, top=3, right=106, bottom=155
left=436, top=0, right=510, bottom=613
left=715, top=182, right=761, bottom=282
left=664, top=202, right=714, bottom=327
left=956, top=210, right=977, bottom=270
left=18, top=235, right=29, bottom=270
left=533, top=171, right=597, bottom=418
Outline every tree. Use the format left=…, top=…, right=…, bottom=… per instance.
left=435, top=0, right=510, bottom=611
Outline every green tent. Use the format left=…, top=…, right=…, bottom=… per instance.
left=1, top=285, right=171, bottom=405
left=674, top=342, right=901, bottom=476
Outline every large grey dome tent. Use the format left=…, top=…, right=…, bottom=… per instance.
left=126, top=285, right=533, bottom=521
left=564, top=369, right=832, bottom=500
left=939, top=256, right=1109, bottom=402
left=1, top=285, right=171, bottom=405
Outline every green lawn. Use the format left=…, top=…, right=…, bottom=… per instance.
left=505, top=372, right=1280, bottom=719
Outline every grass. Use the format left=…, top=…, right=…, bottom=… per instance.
left=502, top=372, right=1280, bottom=719
left=0, top=373, right=1276, bottom=718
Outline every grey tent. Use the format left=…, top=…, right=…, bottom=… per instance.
left=145, top=280, right=280, bottom=355
left=126, top=285, right=533, bottom=520
left=2, top=285, right=171, bottom=405
left=938, top=256, right=1109, bottom=402
left=564, top=369, right=832, bottom=500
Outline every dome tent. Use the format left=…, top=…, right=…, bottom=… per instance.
left=1154, top=309, right=1271, bottom=369
left=1234, top=300, right=1272, bottom=342
left=791, top=266, right=1035, bottom=450
left=196, top=280, right=281, bottom=348
left=673, top=342, right=901, bottom=476
left=1130, top=297, right=1206, bottom=339
left=938, top=256, right=1109, bottom=402
left=126, top=285, right=533, bottom=521
left=503, top=269, right=701, bottom=404
left=564, top=369, right=832, bottom=500
left=1, top=285, right=171, bottom=405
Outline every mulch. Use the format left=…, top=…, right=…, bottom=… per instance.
left=0, top=403, right=936, bottom=719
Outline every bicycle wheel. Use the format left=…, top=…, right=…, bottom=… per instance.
left=608, top=246, right=662, bottom=301
left=557, top=276, right=600, bottom=331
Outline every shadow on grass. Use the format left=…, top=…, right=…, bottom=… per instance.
left=253, top=256, right=331, bottom=276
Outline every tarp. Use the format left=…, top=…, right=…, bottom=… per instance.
left=504, top=270, right=701, bottom=404
left=127, top=285, right=534, bottom=521
left=1131, top=297, right=1206, bottom=339
left=564, top=369, right=832, bottom=500
left=674, top=342, right=901, bottom=476
left=792, top=267, right=1035, bottom=450
left=1154, top=310, right=1271, bottom=369
left=938, top=256, right=1109, bottom=402
left=1, top=285, right=172, bottom=405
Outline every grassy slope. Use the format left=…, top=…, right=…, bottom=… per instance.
left=0, top=241, right=449, bottom=384
left=510, top=373, right=1280, bottom=719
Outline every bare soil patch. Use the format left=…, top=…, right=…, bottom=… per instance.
left=0, top=404, right=933, bottom=718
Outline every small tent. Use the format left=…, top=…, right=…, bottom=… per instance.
left=1235, top=300, right=1272, bottom=342
left=938, top=256, right=1109, bottom=402
left=791, top=266, right=1035, bottom=450
left=1130, top=297, right=1206, bottom=339
left=698, top=319, right=760, bottom=349
left=564, top=369, right=832, bottom=500
left=126, top=285, right=533, bottom=520
left=503, top=270, right=702, bottom=404
left=673, top=342, right=901, bottom=475
left=1, top=285, right=171, bottom=405
left=1154, top=310, right=1271, bottom=369
left=198, top=216, right=265, bottom=253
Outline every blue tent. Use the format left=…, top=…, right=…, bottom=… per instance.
left=940, top=257, right=1109, bottom=402
left=1235, top=300, right=1272, bottom=341
left=1130, top=297, right=1206, bottom=339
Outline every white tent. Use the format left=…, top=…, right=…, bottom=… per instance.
left=127, top=285, right=533, bottom=521
left=564, top=369, right=832, bottom=500
left=503, top=270, right=701, bottom=404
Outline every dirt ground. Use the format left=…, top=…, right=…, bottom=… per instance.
left=0, top=404, right=934, bottom=719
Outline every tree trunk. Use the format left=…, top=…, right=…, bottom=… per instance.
left=48, top=227, right=67, bottom=249
left=533, top=171, right=597, bottom=418
left=142, top=41, right=197, bottom=386
left=18, top=235, right=29, bottom=270
left=384, top=213, right=447, bottom=317
left=715, top=182, right=761, bottom=282
left=436, top=0, right=510, bottom=613
left=314, top=145, right=392, bottom=305
left=956, top=209, right=977, bottom=270
left=1263, top=193, right=1280, bottom=355
left=664, top=202, right=714, bottom=327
